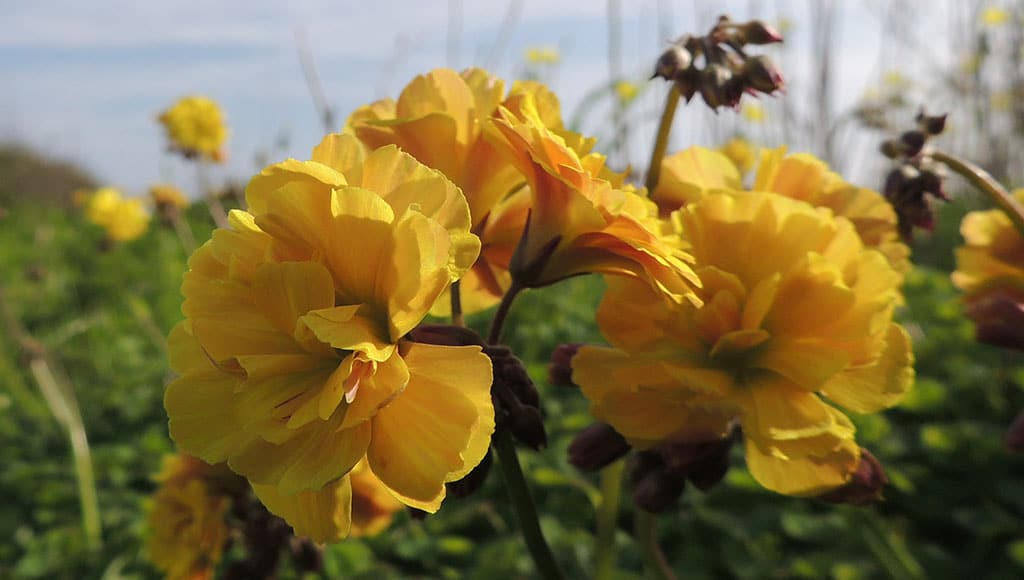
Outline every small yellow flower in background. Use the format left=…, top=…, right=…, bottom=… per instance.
left=719, top=137, right=757, bottom=176
left=614, top=80, right=640, bottom=105
left=159, top=96, right=228, bottom=162
left=882, top=70, right=911, bottom=89
left=150, top=184, right=190, bottom=211
left=165, top=132, right=494, bottom=543
left=573, top=191, right=914, bottom=496
left=145, top=455, right=231, bottom=580
left=346, top=67, right=591, bottom=314
left=952, top=190, right=1024, bottom=349
left=991, top=91, right=1013, bottom=112
left=981, top=6, right=1010, bottom=26
left=741, top=102, right=766, bottom=123
left=84, top=187, right=150, bottom=242
left=525, top=46, right=560, bottom=65
left=486, top=96, right=702, bottom=306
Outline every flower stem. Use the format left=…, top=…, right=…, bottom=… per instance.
left=932, top=150, right=1024, bottom=238
left=450, top=280, right=465, bottom=327
left=636, top=509, right=676, bottom=580
left=644, top=85, right=682, bottom=192
left=487, top=283, right=522, bottom=344
left=593, top=460, right=625, bottom=580
left=493, top=428, right=566, bottom=580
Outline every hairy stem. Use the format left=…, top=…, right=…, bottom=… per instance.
left=593, top=460, right=625, bottom=580
left=932, top=150, right=1024, bottom=237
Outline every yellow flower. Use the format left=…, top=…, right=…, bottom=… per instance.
left=85, top=187, right=150, bottom=241
left=753, top=147, right=911, bottom=275
left=614, top=80, right=640, bottom=105
left=573, top=191, right=914, bottom=496
left=146, top=478, right=229, bottom=580
left=165, top=133, right=494, bottom=542
left=346, top=68, right=588, bottom=314
left=651, top=147, right=743, bottom=216
left=719, top=137, right=757, bottom=176
left=150, top=184, right=190, bottom=211
left=525, top=46, right=560, bottom=65
left=981, top=6, right=1010, bottom=26
left=486, top=96, right=701, bottom=306
left=159, top=96, right=228, bottom=162
left=741, top=103, right=766, bottom=123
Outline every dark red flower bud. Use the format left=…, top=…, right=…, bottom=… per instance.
left=742, top=20, right=784, bottom=45
left=652, top=44, right=693, bottom=81
left=819, top=449, right=888, bottom=506
left=744, top=55, right=785, bottom=94
left=963, top=288, right=1024, bottom=351
left=632, top=467, right=686, bottom=513
left=548, top=343, right=582, bottom=386
left=899, top=130, right=927, bottom=157
left=568, top=422, right=631, bottom=471
left=916, top=110, right=948, bottom=136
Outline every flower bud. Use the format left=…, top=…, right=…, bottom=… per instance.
left=568, top=422, right=631, bottom=471
left=652, top=43, right=693, bottom=80
left=963, top=287, right=1024, bottom=351
left=741, top=20, right=784, bottom=45
left=880, top=139, right=905, bottom=159
left=632, top=465, right=686, bottom=513
left=508, top=404, right=547, bottom=450
left=899, top=130, right=927, bottom=157
left=660, top=438, right=734, bottom=492
left=699, top=64, right=734, bottom=110
left=548, top=343, right=582, bottom=386
left=1007, top=410, right=1024, bottom=453
left=818, top=449, right=888, bottom=506
left=916, top=110, right=948, bottom=135
left=744, top=55, right=785, bottom=94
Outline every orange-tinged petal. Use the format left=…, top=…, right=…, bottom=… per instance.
left=253, top=476, right=352, bottom=543
left=342, top=351, right=410, bottom=429
left=739, top=375, right=835, bottom=441
left=368, top=342, right=493, bottom=511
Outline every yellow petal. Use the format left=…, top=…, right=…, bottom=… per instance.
left=251, top=261, right=335, bottom=337
left=165, top=369, right=254, bottom=464
left=367, top=343, right=493, bottom=511
left=167, top=321, right=216, bottom=374
left=300, top=304, right=394, bottom=361
left=342, top=351, right=410, bottom=429
left=229, top=419, right=371, bottom=494
left=311, top=133, right=366, bottom=176
left=739, top=375, right=835, bottom=441
left=246, top=159, right=346, bottom=217
left=252, top=476, right=352, bottom=543
left=753, top=336, right=851, bottom=391
left=744, top=430, right=859, bottom=496
left=821, top=324, right=914, bottom=413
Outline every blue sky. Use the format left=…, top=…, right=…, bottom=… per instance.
left=0, top=0, right=963, bottom=198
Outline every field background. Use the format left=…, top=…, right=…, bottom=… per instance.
left=3, top=1, right=1024, bottom=578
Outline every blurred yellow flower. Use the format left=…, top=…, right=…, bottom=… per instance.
left=346, top=68, right=592, bottom=314
left=719, top=137, right=757, bottom=176
left=882, top=70, right=911, bottom=89
left=741, top=103, right=766, bottom=123
left=349, top=459, right=404, bottom=537
left=85, top=187, right=150, bottom=242
left=525, top=46, right=560, bottom=65
left=614, top=80, right=640, bottom=105
left=991, top=91, right=1013, bottom=112
left=146, top=478, right=229, bottom=580
left=486, top=96, right=702, bottom=306
left=150, top=184, right=190, bottom=215
left=981, top=6, right=1010, bottom=26
left=159, top=96, right=228, bottom=162
left=573, top=191, right=914, bottom=496
left=165, top=133, right=494, bottom=542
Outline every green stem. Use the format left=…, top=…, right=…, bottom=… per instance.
left=593, top=460, right=625, bottom=580
left=644, top=85, right=682, bottom=192
left=932, top=150, right=1024, bottom=237
left=493, top=429, right=566, bottom=580
left=450, top=280, right=464, bottom=328
left=487, top=283, right=522, bottom=344
left=636, top=510, right=676, bottom=580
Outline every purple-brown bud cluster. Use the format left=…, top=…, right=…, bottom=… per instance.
left=818, top=449, right=889, bottom=506
left=629, top=435, right=735, bottom=512
left=880, top=109, right=951, bottom=241
left=652, top=16, right=784, bottom=111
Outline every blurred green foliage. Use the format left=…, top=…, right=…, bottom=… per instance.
left=1, top=191, right=1022, bottom=579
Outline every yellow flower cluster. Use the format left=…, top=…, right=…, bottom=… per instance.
left=166, top=133, right=494, bottom=542
left=574, top=191, right=914, bottom=495
left=145, top=454, right=231, bottom=580
left=158, top=96, right=228, bottom=162
left=84, top=187, right=150, bottom=242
